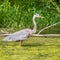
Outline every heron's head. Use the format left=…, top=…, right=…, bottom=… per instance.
left=34, top=14, right=44, bottom=18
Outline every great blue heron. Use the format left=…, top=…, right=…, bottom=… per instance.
left=3, top=14, right=43, bottom=45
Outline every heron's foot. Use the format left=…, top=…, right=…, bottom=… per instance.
left=20, top=40, right=23, bottom=46
left=16, top=40, right=23, bottom=46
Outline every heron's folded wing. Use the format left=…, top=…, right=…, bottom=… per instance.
left=3, top=33, right=28, bottom=41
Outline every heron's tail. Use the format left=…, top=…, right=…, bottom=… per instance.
left=3, top=36, right=13, bottom=41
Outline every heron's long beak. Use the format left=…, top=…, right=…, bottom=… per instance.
left=40, top=16, right=44, bottom=18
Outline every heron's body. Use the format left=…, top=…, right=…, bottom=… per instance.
left=3, top=14, right=43, bottom=45
left=4, top=29, right=32, bottom=41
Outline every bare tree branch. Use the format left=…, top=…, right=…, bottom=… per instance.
left=38, top=22, right=60, bottom=34
left=0, top=34, right=11, bottom=37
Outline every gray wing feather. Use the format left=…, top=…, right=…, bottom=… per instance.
left=3, top=29, right=30, bottom=41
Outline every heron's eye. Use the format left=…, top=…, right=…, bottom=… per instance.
left=35, top=14, right=39, bottom=16
left=35, top=14, right=40, bottom=17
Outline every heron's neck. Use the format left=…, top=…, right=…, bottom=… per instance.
left=32, top=16, right=37, bottom=33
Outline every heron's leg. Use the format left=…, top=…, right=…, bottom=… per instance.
left=20, top=40, right=23, bottom=46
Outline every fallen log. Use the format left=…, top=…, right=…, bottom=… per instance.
left=0, top=34, right=60, bottom=37
left=32, top=34, right=60, bottom=37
